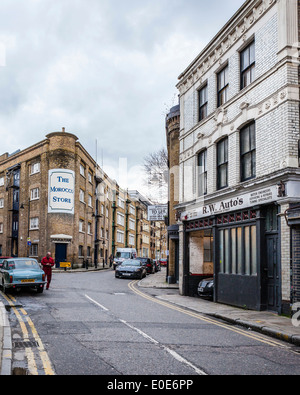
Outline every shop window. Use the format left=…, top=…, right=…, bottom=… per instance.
left=219, top=225, right=257, bottom=276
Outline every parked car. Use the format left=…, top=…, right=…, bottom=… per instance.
left=113, top=248, right=137, bottom=270
left=153, top=260, right=161, bottom=272
left=159, top=258, right=167, bottom=267
left=0, top=257, right=12, bottom=269
left=115, top=259, right=147, bottom=279
left=135, top=257, right=154, bottom=274
left=197, top=277, right=214, bottom=299
left=0, top=258, right=46, bottom=294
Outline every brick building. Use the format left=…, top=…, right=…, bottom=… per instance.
left=0, top=130, right=164, bottom=268
left=0, top=129, right=97, bottom=267
left=166, top=104, right=180, bottom=283
left=174, top=0, right=300, bottom=313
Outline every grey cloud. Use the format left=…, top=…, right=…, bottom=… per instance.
left=0, top=0, right=245, bottom=191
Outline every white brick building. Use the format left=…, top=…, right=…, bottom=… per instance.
left=175, top=0, right=300, bottom=313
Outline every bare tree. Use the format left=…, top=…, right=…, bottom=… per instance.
left=143, top=147, right=168, bottom=204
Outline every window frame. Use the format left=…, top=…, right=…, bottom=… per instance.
left=217, top=138, right=228, bottom=190
left=198, top=84, right=208, bottom=122
left=30, top=217, right=39, bottom=230
left=240, top=122, right=256, bottom=182
left=198, top=150, right=207, bottom=196
left=30, top=187, right=40, bottom=201
left=217, top=66, right=229, bottom=107
left=240, top=41, right=255, bottom=90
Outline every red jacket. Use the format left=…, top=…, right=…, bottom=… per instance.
left=41, top=256, right=55, bottom=272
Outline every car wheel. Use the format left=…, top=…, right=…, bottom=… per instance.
left=37, top=286, right=44, bottom=294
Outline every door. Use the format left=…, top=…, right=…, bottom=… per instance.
left=265, top=234, right=280, bottom=312
left=175, top=240, right=179, bottom=283
left=55, top=244, right=67, bottom=268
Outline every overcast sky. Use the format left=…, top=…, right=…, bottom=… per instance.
left=0, top=0, right=245, bottom=196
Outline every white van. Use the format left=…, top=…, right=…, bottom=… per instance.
left=113, top=248, right=137, bottom=270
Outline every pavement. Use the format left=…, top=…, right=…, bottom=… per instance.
left=1, top=265, right=300, bottom=375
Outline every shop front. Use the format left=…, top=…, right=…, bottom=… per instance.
left=181, top=185, right=284, bottom=312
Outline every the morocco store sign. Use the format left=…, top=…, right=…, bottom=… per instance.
left=48, top=169, right=75, bottom=214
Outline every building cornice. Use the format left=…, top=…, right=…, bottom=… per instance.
left=177, top=0, right=276, bottom=95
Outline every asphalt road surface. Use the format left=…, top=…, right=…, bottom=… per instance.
left=1, top=269, right=300, bottom=377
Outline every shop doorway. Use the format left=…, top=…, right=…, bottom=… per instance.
left=265, top=234, right=280, bottom=311
left=264, top=205, right=281, bottom=312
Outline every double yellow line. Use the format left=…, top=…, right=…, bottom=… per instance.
left=0, top=291, right=55, bottom=375
left=128, top=280, right=289, bottom=349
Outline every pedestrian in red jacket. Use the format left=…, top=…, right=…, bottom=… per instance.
left=41, top=252, right=55, bottom=290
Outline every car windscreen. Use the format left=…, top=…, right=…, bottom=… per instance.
left=121, top=260, right=141, bottom=267
left=12, top=260, right=40, bottom=270
left=116, top=252, right=131, bottom=259
left=136, top=258, right=147, bottom=262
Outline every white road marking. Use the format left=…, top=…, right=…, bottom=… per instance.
left=85, top=294, right=207, bottom=375
left=120, top=319, right=207, bottom=376
left=84, top=295, right=109, bottom=311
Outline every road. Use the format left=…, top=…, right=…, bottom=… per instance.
left=1, top=268, right=300, bottom=377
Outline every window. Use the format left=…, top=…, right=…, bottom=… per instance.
left=217, top=138, right=228, bottom=190
left=79, top=189, right=85, bottom=202
left=129, top=218, right=135, bottom=231
left=240, top=123, right=256, bottom=181
left=198, top=150, right=207, bottom=196
left=88, top=195, right=92, bottom=207
left=87, top=246, right=91, bottom=257
left=30, top=244, right=38, bottom=257
left=0, top=177, right=4, bottom=187
left=217, top=66, right=229, bottom=106
left=80, top=164, right=85, bottom=177
left=88, top=172, right=93, bottom=183
left=219, top=225, right=257, bottom=276
left=30, top=217, right=39, bottom=230
left=240, top=41, right=255, bottom=89
left=79, top=220, right=84, bottom=232
left=79, top=245, right=83, bottom=256
left=129, top=234, right=135, bottom=246
left=30, top=163, right=40, bottom=175
left=118, top=198, right=125, bottom=209
left=117, top=212, right=125, bottom=226
left=0, top=198, right=4, bottom=208
left=88, top=223, right=92, bottom=234
left=199, top=84, right=208, bottom=121
left=30, top=187, right=39, bottom=200
left=117, top=230, right=124, bottom=244
left=0, top=223, right=3, bottom=233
